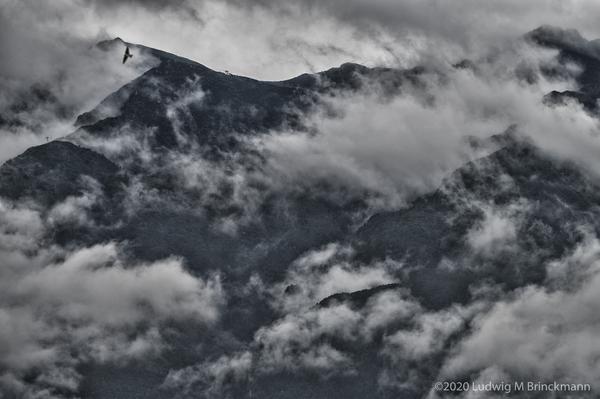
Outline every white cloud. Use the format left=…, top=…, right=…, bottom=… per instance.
left=269, top=244, right=397, bottom=312
left=0, top=198, right=225, bottom=397
left=385, top=306, right=470, bottom=361
left=164, top=351, right=254, bottom=397
left=466, top=201, right=529, bottom=256
left=441, top=235, right=600, bottom=389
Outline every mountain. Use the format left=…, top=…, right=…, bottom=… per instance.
left=0, top=141, right=122, bottom=205
left=528, top=25, right=600, bottom=111
left=1, top=27, right=600, bottom=399
left=74, top=39, right=424, bottom=152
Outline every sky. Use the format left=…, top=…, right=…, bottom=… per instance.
left=3, top=0, right=600, bottom=80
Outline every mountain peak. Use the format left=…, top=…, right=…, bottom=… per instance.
left=526, top=25, right=600, bottom=61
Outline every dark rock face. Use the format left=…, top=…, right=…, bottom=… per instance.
left=73, top=41, right=426, bottom=156
left=318, top=283, right=402, bottom=308
left=355, top=140, right=600, bottom=308
left=544, top=89, right=599, bottom=111
left=76, top=58, right=310, bottom=150
left=0, top=141, right=121, bottom=206
left=528, top=25, right=600, bottom=111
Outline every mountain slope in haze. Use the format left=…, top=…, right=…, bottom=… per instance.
left=74, top=38, right=425, bottom=152
left=0, top=141, right=121, bottom=205
left=0, top=38, right=431, bottom=284
left=529, top=25, right=600, bottom=111
left=2, top=26, right=600, bottom=399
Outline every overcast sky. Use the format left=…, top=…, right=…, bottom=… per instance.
left=3, top=0, right=600, bottom=81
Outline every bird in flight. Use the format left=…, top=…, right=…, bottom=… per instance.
left=122, top=46, right=133, bottom=64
